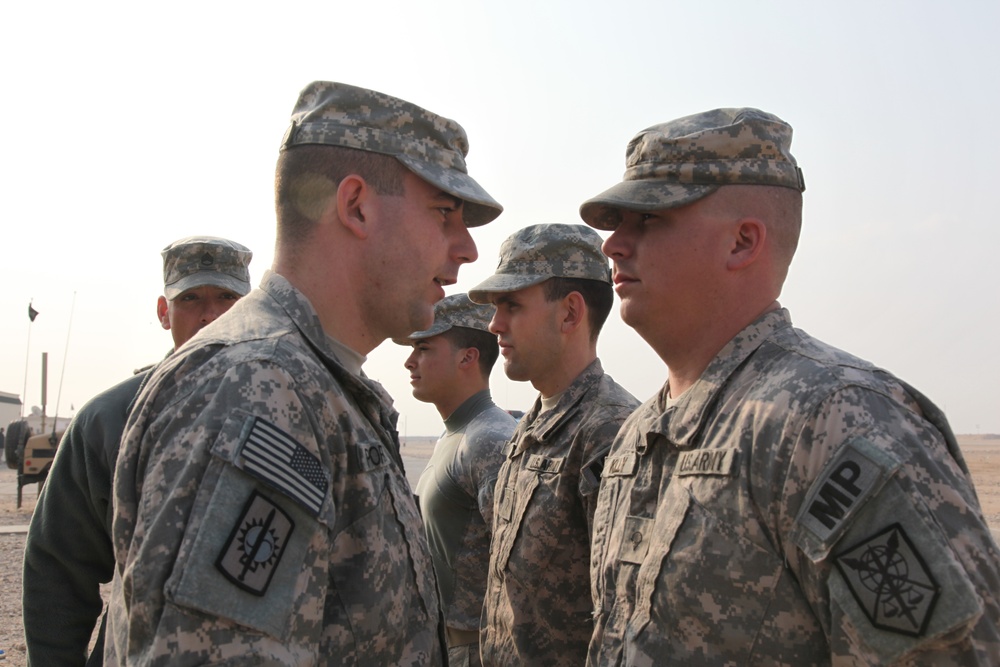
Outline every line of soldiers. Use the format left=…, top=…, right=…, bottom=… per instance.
left=22, top=82, right=1000, bottom=666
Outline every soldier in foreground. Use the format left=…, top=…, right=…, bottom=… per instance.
left=399, top=293, right=517, bottom=666
left=108, top=81, right=502, bottom=665
left=23, top=235, right=252, bottom=667
left=470, top=224, right=639, bottom=666
left=582, top=108, right=1000, bottom=665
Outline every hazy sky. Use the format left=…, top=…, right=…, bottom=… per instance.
left=2, top=1, right=998, bottom=437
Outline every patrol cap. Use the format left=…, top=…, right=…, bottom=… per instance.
left=468, top=224, right=611, bottom=304
left=580, top=108, right=806, bottom=230
left=395, top=293, right=494, bottom=344
left=161, top=236, right=253, bottom=300
left=281, top=81, right=502, bottom=227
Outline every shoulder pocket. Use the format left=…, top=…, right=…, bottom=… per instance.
left=167, top=462, right=322, bottom=640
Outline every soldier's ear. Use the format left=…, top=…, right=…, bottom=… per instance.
left=559, top=291, right=586, bottom=335
left=458, top=347, right=480, bottom=369
left=336, top=174, right=371, bottom=240
left=157, top=296, right=171, bottom=331
left=727, top=217, right=766, bottom=271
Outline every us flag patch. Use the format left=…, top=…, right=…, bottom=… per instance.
left=239, top=417, right=328, bottom=517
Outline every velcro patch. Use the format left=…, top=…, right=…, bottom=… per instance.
left=794, top=440, right=890, bottom=546
left=674, top=448, right=738, bottom=477
left=834, top=523, right=939, bottom=637
left=526, top=454, right=564, bottom=474
left=216, top=491, right=295, bottom=596
left=498, top=480, right=515, bottom=523
left=238, top=417, right=328, bottom=517
left=604, top=452, right=638, bottom=477
left=619, top=515, right=654, bottom=565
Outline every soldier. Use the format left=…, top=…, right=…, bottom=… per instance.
left=582, top=108, right=1000, bottom=665
left=23, top=235, right=252, bottom=667
left=469, top=223, right=639, bottom=666
left=398, top=293, right=517, bottom=666
left=107, top=82, right=502, bottom=665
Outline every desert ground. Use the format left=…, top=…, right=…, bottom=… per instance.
left=0, top=435, right=996, bottom=665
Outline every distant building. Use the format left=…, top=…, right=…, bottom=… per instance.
left=0, top=391, right=22, bottom=429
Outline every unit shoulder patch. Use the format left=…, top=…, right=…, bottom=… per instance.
left=834, top=523, right=939, bottom=637
left=216, top=490, right=295, bottom=596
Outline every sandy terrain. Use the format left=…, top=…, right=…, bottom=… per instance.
left=0, top=435, right=996, bottom=665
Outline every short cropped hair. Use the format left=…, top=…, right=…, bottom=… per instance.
left=542, top=277, right=613, bottom=342
left=443, top=326, right=500, bottom=379
left=274, top=145, right=406, bottom=245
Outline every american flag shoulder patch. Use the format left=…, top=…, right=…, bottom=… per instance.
left=238, top=417, right=328, bottom=517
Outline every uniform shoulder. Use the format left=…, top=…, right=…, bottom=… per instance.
left=765, top=326, right=896, bottom=397
left=464, top=406, right=517, bottom=445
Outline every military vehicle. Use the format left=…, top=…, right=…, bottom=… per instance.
left=5, top=418, right=64, bottom=508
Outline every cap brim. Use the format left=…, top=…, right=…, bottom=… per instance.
left=397, top=155, right=502, bottom=227
left=391, top=320, right=454, bottom=345
left=579, top=180, right=719, bottom=230
left=468, top=274, right=551, bottom=304
left=164, top=273, right=252, bottom=300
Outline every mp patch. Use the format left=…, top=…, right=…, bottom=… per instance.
left=795, top=440, right=890, bottom=546
left=216, top=491, right=295, bottom=596
left=834, top=523, right=939, bottom=637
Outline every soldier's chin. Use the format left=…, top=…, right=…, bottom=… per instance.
left=402, top=308, right=434, bottom=338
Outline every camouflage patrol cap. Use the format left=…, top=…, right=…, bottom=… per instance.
left=468, top=224, right=611, bottom=304
left=395, top=293, right=494, bottom=344
left=161, top=236, right=252, bottom=300
left=580, top=108, right=806, bottom=230
left=281, top=81, right=502, bottom=227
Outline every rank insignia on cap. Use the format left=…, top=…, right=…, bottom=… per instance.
left=216, top=491, right=295, bottom=596
left=834, top=523, right=939, bottom=637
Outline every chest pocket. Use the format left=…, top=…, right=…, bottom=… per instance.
left=623, top=483, right=783, bottom=660
left=493, top=454, right=566, bottom=581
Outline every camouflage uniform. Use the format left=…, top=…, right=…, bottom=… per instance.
left=404, top=295, right=517, bottom=667
left=589, top=309, right=1000, bottom=665
left=109, top=272, right=443, bottom=666
left=23, top=236, right=251, bottom=667
left=470, top=224, right=641, bottom=666
left=582, top=108, right=1000, bottom=665
left=108, top=83, right=502, bottom=666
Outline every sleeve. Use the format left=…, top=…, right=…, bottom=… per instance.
left=578, top=415, right=626, bottom=538
left=23, top=402, right=120, bottom=667
left=110, top=360, right=335, bottom=665
left=783, top=385, right=1000, bottom=665
left=471, top=430, right=510, bottom=531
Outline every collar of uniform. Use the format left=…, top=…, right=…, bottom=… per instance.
left=645, top=308, right=793, bottom=450
left=511, top=358, right=605, bottom=454
left=259, top=270, right=395, bottom=410
left=444, top=389, right=495, bottom=433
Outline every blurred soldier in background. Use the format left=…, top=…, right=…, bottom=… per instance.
left=23, top=235, right=252, bottom=666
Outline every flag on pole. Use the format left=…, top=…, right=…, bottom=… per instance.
left=28, top=303, right=39, bottom=322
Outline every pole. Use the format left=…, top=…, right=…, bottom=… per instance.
left=41, top=352, right=48, bottom=432
left=52, top=291, right=76, bottom=435
left=20, top=300, right=35, bottom=419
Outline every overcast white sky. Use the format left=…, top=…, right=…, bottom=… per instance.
left=2, top=0, right=998, bottom=437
